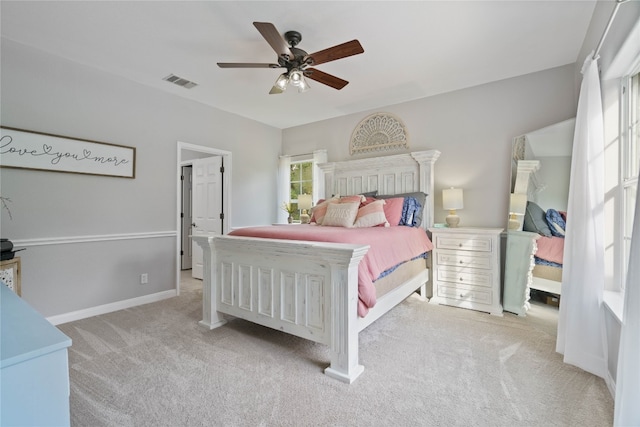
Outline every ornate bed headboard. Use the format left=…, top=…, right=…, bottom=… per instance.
left=317, top=150, right=440, bottom=230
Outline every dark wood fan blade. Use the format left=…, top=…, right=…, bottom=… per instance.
left=217, top=63, right=280, bottom=68
left=253, top=22, right=294, bottom=59
left=306, top=40, right=364, bottom=66
left=304, top=68, right=349, bottom=90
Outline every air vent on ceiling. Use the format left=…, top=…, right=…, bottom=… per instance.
left=163, top=74, right=198, bottom=89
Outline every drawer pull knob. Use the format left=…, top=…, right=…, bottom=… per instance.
left=459, top=243, right=463, bottom=247
left=459, top=277, right=463, bottom=281
left=459, top=260, right=463, bottom=264
left=460, top=293, right=464, bottom=297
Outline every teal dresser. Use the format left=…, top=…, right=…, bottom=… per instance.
left=1, top=283, right=72, bottom=426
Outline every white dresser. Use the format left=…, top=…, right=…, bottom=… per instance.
left=429, top=227, right=504, bottom=315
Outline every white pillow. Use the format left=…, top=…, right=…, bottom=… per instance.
left=321, top=202, right=359, bottom=227
left=354, top=199, right=389, bottom=228
left=311, top=197, right=339, bottom=225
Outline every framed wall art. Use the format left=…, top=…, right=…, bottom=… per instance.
left=0, top=126, right=136, bottom=178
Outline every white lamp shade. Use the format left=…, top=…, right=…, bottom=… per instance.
left=443, top=188, right=464, bottom=210
left=509, top=193, right=527, bottom=215
left=298, top=194, right=313, bottom=210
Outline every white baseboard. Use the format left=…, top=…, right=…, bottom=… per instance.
left=605, top=369, right=617, bottom=400
left=47, top=289, right=177, bottom=325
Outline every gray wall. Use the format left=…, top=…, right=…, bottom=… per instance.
left=282, top=65, right=579, bottom=228
left=0, top=39, right=281, bottom=317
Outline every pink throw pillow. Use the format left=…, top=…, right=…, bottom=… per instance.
left=311, top=197, right=338, bottom=224
left=354, top=199, right=389, bottom=228
left=381, top=197, right=404, bottom=226
left=339, top=195, right=365, bottom=204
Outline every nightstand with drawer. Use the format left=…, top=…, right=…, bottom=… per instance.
left=429, top=227, right=504, bottom=315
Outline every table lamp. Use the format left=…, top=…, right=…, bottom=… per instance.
left=298, top=194, right=313, bottom=224
left=443, top=187, right=464, bottom=228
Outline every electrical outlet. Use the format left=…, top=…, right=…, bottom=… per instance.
left=140, top=273, right=148, bottom=284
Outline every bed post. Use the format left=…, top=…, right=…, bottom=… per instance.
left=411, top=150, right=440, bottom=298
left=318, top=162, right=334, bottom=199
left=322, top=245, right=369, bottom=383
left=193, top=236, right=228, bottom=330
left=410, top=150, right=440, bottom=231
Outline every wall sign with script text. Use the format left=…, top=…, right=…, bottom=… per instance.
left=0, top=127, right=136, bottom=178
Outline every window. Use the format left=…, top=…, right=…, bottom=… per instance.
left=288, top=160, right=313, bottom=222
left=621, top=72, right=640, bottom=289
left=279, top=150, right=326, bottom=223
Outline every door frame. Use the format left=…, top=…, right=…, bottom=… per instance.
left=176, top=141, right=232, bottom=295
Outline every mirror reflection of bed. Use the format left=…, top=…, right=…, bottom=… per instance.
left=503, top=118, right=575, bottom=316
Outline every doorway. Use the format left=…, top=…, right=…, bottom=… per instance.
left=176, top=141, right=231, bottom=295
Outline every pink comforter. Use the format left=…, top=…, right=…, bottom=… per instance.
left=229, top=225, right=434, bottom=317
left=536, top=235, right=564, bottom=265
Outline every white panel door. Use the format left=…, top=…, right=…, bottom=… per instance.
left=192, top=156, right=223, bottom=279
left=181, top=165, right=193, bottom=270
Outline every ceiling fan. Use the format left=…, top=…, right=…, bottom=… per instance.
left=217, top=22, right=364, bottom=94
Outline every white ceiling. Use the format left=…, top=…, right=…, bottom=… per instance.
left=0, top=1, right=596, bottom=129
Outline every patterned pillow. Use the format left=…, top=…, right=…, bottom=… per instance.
left=545, top=208, right=566, bottom=237
left=310, top=197, right=338, bottom=225
left=339, top=195, right=365, bottom=204
left=354, top=199, right=389, bottom=228
left=400, top=197, right=422, bottom=227
left=321, top=202, right=359, bottom=227
left=377, top=192, right=428, bottom=226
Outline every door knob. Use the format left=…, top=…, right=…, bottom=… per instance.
left=191, top=223, right=197, bottom=228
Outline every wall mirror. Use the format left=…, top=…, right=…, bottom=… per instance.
left=503, top=118, right=575, bottom=315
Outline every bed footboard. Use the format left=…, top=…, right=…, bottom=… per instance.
left=193, top=235, right=369, bottom=383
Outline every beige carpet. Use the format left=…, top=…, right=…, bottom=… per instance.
left=58, top=272, right=613, bottom=426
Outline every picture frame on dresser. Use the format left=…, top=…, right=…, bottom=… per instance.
left=0, top=257, right=21, bottom=296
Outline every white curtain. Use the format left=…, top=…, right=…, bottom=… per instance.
left=277, top=155, right=291, bottom=224
left=614, top=183, right=640, bottom=425
left=556, top=53, right=607, bottom=378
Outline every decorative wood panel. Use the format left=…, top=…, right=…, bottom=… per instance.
left=220, top=261, right=233, bottom=306
left=306, top=274, right=325, bottom=330
left=349, top=113, right=409, bottom=155
left=318, top=150, right=440, bottom=230
left=258, top=267, right=274, bottom=317
left=238, top=264, right=252, bottom=312
left=280, top=271, right=297, bottom=324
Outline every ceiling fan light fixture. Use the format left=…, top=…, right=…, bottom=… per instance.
left=270, top=73, right=289, bottom=94
left=219, top=23, right=364, bottom=93
left=297, top=77, right=310, bottom=93
left=289, top=69, right=304, bottom=87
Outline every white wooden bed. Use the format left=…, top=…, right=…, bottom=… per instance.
left=193, top=150, right=440, bottom=383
